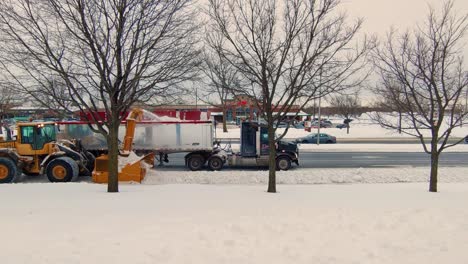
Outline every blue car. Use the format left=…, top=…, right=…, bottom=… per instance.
left=296, top=133, right=337, bottom=144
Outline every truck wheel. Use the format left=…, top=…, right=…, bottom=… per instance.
left=276, top=156, right=291, bottom=171
left=208, top=157, right=223, bottom=171
left=187, top=155, right=204, bottom=171
left=46, top=157, right=79, bottom=182
left=0, top=157, right=18, bottom=183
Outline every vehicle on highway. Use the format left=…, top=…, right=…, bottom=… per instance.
left=336, top=123, right=349, bottom=129
left=311, top=120, right=333, bottom=128
left=295, top=133, right=337, bottom=144
left=274, top=121, right=304, bottom=129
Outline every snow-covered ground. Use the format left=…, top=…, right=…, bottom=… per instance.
left=1, top=181, right=468, bottom=264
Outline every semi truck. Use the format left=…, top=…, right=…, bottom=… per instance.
left=57, top=113, right=299, bottom=171
left=184, top=121, right=299, bottom=171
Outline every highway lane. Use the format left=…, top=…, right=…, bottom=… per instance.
left=217, top=138, right=466, bottom=144
left=157, top=151, right=468, bottom=170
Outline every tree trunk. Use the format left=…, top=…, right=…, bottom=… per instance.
left=222, top=108, right=228, bottom=133
left=107, top=113, right=120, bottom=193
left=429, top=145, right=439, bottom=193
left=346, top=124, right=350, bottom=134
left=267, top=124, right=277, bottom=193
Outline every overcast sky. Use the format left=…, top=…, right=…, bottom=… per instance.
left=343, top=0, right=467, bottom=38
left=341, top=0, right=467, bottom=104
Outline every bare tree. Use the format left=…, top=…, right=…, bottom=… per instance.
left=371, top=78, right=407, bottom=134
left=0, top=82, right=22, bottom=120
left=208, top=0, right=370, bottom=192
left=328, top=92, right=361, bottom=134
left=371, top=1, right=468, bottom=192
left=197, top=32, right=242, bottom=132
left=0, top=0, right=199, bottom=192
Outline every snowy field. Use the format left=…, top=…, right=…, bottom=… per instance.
left=1, top=181, right=468, bottom=264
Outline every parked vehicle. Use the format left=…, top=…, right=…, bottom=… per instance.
left=296, top=133, right=337, bottom=144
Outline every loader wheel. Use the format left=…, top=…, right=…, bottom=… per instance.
left=208, top=156, right=223, bottom=171
left=187, top=155, right=204, bottom=171
left=0, top=157, right=18, bottom=184
left=276, top=156, right=292, bottom=171
left=46, top=157, right=79, bottom=182
left=84, top=151, right=96, bottom=173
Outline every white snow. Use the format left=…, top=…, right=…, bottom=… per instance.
left=1, top=180, right=468, bottom=263
left=143, top=167, right=468, bottom=185
left=117, top=151, right=144, bottom=172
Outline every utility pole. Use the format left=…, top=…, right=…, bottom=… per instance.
left=317, top=94, right=321, bottom=145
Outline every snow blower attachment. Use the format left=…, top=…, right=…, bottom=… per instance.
left=92, top=108, right=155, bottom=183
left=92, top=152, right=154, bottom=183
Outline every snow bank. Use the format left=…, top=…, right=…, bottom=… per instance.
left=142, top=167, right=468, bottom=185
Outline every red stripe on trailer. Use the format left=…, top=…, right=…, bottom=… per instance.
left=58, top=120, right=212, bottom=125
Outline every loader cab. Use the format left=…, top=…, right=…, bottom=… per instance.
left=17, top=122, right=57, bottom=153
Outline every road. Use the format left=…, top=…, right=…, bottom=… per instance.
left=157, top=151, right=468, bottom=170
left=217, top=138, right=466, bottom=144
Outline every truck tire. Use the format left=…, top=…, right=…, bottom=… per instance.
left=187, top=155, right=204, bottom=171
left=276, top=156, right=292, bottom=171
left=208, top=156, right=223, bottom=171
left=0, top=157, right=18, bottom=183
left=46, top=157, right=79, bottom=182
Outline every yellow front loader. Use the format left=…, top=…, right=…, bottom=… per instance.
left=0, top=122, right=94, bottom=183
left=92, top=109, right=154, bottom=183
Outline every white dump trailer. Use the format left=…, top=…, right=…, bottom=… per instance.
left=56, top=120, right=213, bottom=155
left=132, top=121, right=213, bottom=153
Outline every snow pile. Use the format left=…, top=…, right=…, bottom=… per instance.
left=117, top=151, right=144, bottom=172
left=142, top=167, right=468, bottom=185
left=140, top=109, right=182, bottom=122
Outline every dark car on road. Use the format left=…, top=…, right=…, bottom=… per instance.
left=336, top=123, right=349, bottom=129
left=296, top=133, right=337, bottom=144
left=311, top=120, right=333, bottom=128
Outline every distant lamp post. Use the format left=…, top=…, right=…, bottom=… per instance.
left=316, top=93, right=321, bottom=145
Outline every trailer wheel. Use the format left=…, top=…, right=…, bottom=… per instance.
left=208, top=156, right=223, bottom=171
left=187, top=155, right=204, bottom=171
left=0, top=157, right=18, bottom=183
left=276, top=156, right=292, bottom=171
left=46, top=157, right=79, bottom=182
